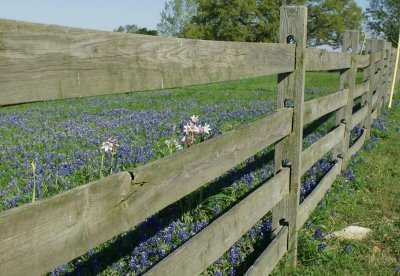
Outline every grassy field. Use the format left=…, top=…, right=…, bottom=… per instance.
left=0, top=71, right=396, bottom=275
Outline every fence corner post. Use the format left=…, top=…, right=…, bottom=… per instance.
left=272, top=5, right=307, bottom=265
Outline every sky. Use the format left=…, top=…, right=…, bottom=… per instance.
left=0, top=0, right=369, bottom=32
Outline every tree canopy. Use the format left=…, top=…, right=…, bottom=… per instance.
left=114, top=24, right=158, bottom=36
left=158, top=0, right=363, bottom=48
left=366, top=0, right=399, bottom=47
left=157, top=0, right=198, bottom=37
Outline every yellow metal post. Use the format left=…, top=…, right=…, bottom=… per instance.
left=388, top=32, right=400, bottom=109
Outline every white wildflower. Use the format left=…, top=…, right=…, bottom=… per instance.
left=191, top=115, right=199, bottom=123
left=203, top=124, right=211, bottom=134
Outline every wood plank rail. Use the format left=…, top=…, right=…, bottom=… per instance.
left=0, top=19, right=295, bottom=106
left=0, top=172, right=132, bottom=276
left=372, top=108, right=378, bottom=120
left=303, top=89, right=349, bottom=125
left=351, top=105, right=369, bottom=129
left=128, top=108, right=292, bottom=227
left=348, top=130, right=367, bottom=157
left=374, top=51, right=383, bottom=63
left=357, top=54, right=370, bottom=69
left=145, top=169, right=290, bottom=276
left=0, top=108, right=292, bottom=276
left=305, top=48, right=351, bottom=71
left=353, top=80, right=370, bottom=99
left=297, top=159, right=343, bottom=229
left=301, top=124, right=345, bottom=175
left=371, top=71, right=381, bottom=92
left=244, top=226, right=288, bottom=276
left=372, top=92, right=379, bottom=108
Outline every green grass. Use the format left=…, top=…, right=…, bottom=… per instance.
left=273, top=91, right=400, bottom=275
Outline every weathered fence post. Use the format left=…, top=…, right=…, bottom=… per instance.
left=272, top=5, right=307, bottom=263
left=383, top=42, right=393, bottom=105
left=364, top=39, right=377, bottom=138
left=375, top=39, right=386, bottom=115
left=335, top=30, right=359, bottom=168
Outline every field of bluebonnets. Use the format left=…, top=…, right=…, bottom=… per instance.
left=0, top=72, right=369, bottom=275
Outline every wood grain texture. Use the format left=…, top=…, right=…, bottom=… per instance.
left=371, top=71, right=381, bottom=92
left=128, top=109, right=292, bottom=234
left=272, top=6, right=307, bottom=260
left=145, top=169, right=290, bottom=276
left=334, top=30, right=358, bottom=169
left=297, top=159, right=342, bottom=229
left=351, top=104, right=369, bottom=129
left=357, top=54, right=370, bottom=69
left=0, top=172, right=133, bottom=276
left=0, top=19, right=295, bottom=105
left=364, top=40, right=378, bottom=138
left=305, top=48, right=351, bottom=71
left=374, top=51, right=383, bottom=63
left=301, top=124, right=345, bottom=175
left=371, top=107, right=378, bottom=120
left=353, top=80, right=370, bottom=99
left=348, top=130, right=366, bottom=157
left=372, top=92, right=378, bottom=108
left=303, top=89, right=348, bottom=125
left=376, top=40, right=386, bottom=115
left=244, top=226, right=288, bottom=276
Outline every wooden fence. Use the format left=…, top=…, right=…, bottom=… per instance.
left=0, top=6, right=399, bottom=276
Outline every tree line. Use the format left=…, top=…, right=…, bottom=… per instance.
left=114, top=0, right=399, bottom=48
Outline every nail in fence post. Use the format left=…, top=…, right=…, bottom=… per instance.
left=335, top=30, right=358, bottom=168
left=272, top=5, right=307, bottom=264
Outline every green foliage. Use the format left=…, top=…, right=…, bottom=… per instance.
left=157, top=0, right=198, bottom=37
left=114, top=24, right=157, bottom=36
left=179, top=0, right=362, bottom=47
left=366, top=0, right=399, bottom=47
left=307, top=0, right=363, bottom=48
left=181, top=0, right=283, bottom=42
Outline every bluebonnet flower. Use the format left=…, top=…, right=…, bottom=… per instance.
left=305, top=221, right=314, bottom=230
left=344, top=245, right=352, bottom=253
left=318, top=243, right=327, bottom=251
left=312, top=228, right=324, bottom=240
left=228, top=267, right=236, bottom=276
left=214, top=205, right=221, bottom=215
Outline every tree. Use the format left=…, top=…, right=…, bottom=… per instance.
left=366, top=0, right=399, bottom=47
left=179, top=0, right=362, bottom=48
left=114, top=24, right=158, bottom=36
left=307, top=0, right=363, bottom=48
left=157, top=0, right=198, bottom=37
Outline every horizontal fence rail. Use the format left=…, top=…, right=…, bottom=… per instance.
left=351, top=105, right=369, bottom=129
left=0, top=6, right=399, bottom=276
left=297, top=159, right=343, bottom=229
left=0, top=19, right=295, bottom=106
left=357, top=54, right=370, bottom=69
left=353, top=80, right=370, bottom=99
left=146, top=169, right=290, bottom=276
left=303, top=89, right=349, bottom=125
left=301, top=124, right=345, bottom=175
left=305, top=49, right=351, bottom=71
